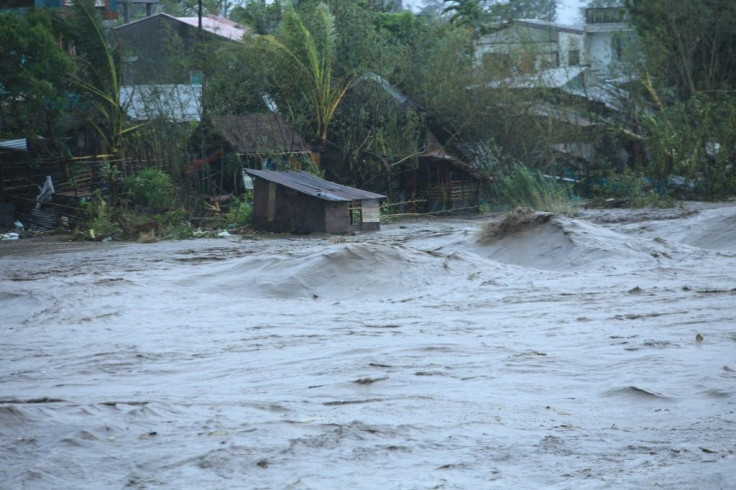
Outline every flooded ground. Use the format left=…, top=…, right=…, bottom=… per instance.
left=1, top=202, right=735, bottom=489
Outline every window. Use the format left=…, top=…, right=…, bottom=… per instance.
left=568, top=49, right=580, bottom=66
left=539, top=51, right=560, bottom=69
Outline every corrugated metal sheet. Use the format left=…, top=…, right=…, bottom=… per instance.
left=487, top=66, right=587, bottom=90
left=562, top=83, right=630, bottom=111
left=422, top=133, right=489, bottom=182
left=116, top=13, right=249, bottom=42
left=120, top=84, right=202, bottom=122
left=515, top=19, right=585, bottom=34
left=176, top=15, right=249, bottom=41
left=29, top=208, right=57, bottom=231
left=246, top=170, right=385, bottom=202
left=0, top=139, right=29, bottom=151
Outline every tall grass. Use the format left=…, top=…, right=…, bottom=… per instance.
left=492, top=164, right=574, bottom=214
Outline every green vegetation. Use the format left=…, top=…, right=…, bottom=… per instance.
left=225, top=196, right=253, bottom=229
left=492, top=164, right=575, bottom=214
left=626, top=0, right=736, bottom=200
left=124, top=168, right=176, bottom=213
left=256, top=2, right=352, bottom=150
left=0, top=9, right=75, bottom=141
left=65, top=0, right=141, bottom=155
left=587, top=168, right=674, bottom=208
left=3, top=0, right=736, bottom=238
left=77, top=191, right=123, bottom=240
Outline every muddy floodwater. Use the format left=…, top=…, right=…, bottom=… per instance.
left=2, top=203, right=735, bottom=489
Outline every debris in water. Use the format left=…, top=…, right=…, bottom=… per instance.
left=353, top=376, right=388, bottom=385
left=477, top=207, right=554, bottom=244
left=138, top=230, right=157, bottom=243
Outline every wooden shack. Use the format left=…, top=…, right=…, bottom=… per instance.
left=245, top=170, right=385, bottom=234
left=400, top=133, right=488, bottom=213
left=209, top=113, right=313, bottom=169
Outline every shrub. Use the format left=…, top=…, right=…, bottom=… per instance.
left=227, top=196, right=253, bottom=228
left=588, top=168, right=674, bottom=208
left=77, top=190, right=122, bottom=240
left=124, top=168, right=175, bottom=212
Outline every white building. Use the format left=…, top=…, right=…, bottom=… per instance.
left=474, top=8, right=636, bottom=81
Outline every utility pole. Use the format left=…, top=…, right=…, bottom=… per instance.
left=198, top=0, right=203, bottom=31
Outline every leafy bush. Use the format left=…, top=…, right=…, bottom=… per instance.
left=227, top=196, right=253, bottom=228
left=76, top=190, right=122, bottom=240
left=124, top=168, right=175, bottom=212
left=588, top=168, right=674, bottom=208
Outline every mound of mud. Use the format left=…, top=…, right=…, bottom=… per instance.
left=477, top=208, right=554, bottom=245
left=254, top=243, right=497, bottom=299
left=181, top=242, right=497, bottom=300
left=472, top=211, right=700, bottom=271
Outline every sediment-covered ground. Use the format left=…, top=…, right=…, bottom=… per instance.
left=1, top=202, right=735, bottom=489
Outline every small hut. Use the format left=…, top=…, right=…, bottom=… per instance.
left=210, top=113, right=313, bottom=170
left=413, top=133, right=488, bottom=213
left=245, top=170, right=385, bottom=234
left=187, top=113, right=314, bottom=195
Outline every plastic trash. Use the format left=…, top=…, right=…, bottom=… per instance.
left=14, top=221, right=23, bottom=230
left=35, top=176, right=55, bottom=209
left=1, top=232, right=20, bottom=240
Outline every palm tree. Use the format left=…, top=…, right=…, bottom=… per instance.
left=257, top=2, right=352, bottom=154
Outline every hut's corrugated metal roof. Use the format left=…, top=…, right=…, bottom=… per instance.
left=246, top=170, right=386, bottom=202
left=422, top=133, right=490, bottom=182
left=211, top=114, right=311, bottom=156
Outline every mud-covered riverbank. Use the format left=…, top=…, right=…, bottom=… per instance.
left=2, top=203, right=735, bottom=488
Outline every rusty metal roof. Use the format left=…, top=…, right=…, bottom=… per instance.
left=246, top=170, right=385, bottom=202
left=211, top=114, right=311, bottom=156
left=422, top=133, right=490, bottom=182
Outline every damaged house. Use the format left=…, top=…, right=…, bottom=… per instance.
left=472, top=8, right=640, bottom=172
left=187, top=113, right=314, bottom=196
left=331, top=73, right=490, bottom=213
left=474, top=9, right=637, bottom=82
left=208, top=113, right=314, bottom=171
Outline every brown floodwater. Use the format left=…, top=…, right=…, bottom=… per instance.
left=2, top=204, right=735, bottom=488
